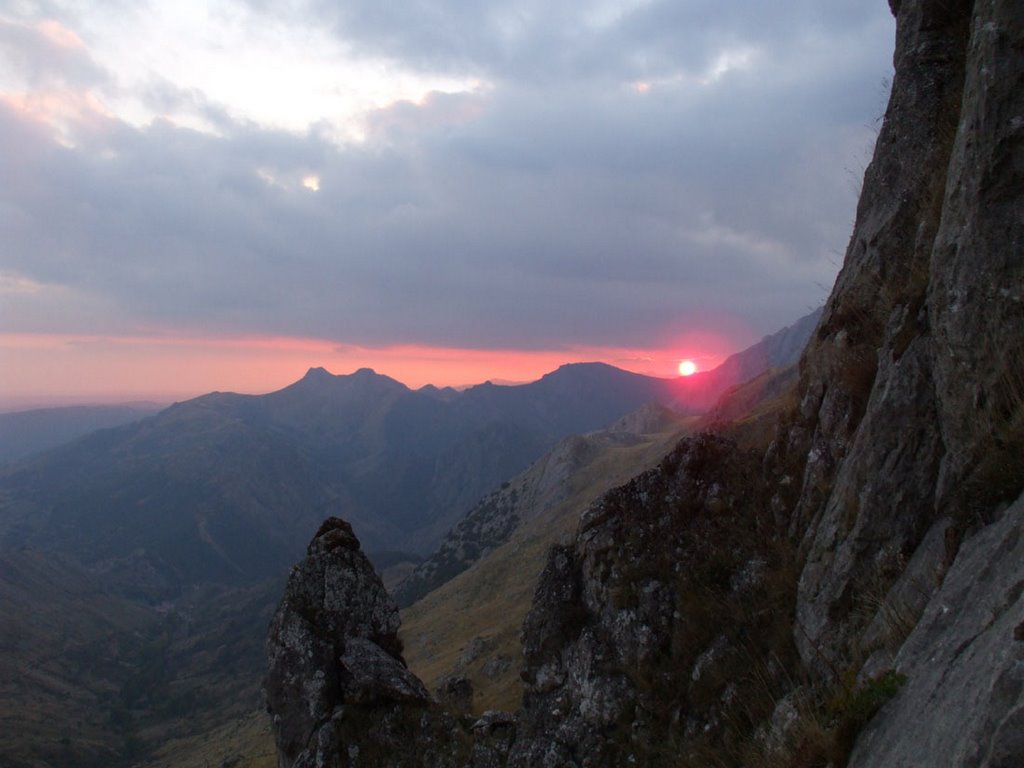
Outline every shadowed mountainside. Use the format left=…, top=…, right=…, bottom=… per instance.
left=398, top=406, right=693, bottom=713
left=0, top=315, right=819, bottom=598
left=0, top=363, right=676, bottom=594
left=0, top=404, right=160, bottom=465
left=0, top=550, right=280, bottom=768
left=393, top=404, right=690, bottom=608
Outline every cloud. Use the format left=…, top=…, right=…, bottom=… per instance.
left=0, top=1, right=894, bottom=359
left=271, top=0, right=890, bottom=89
left=0, top=17, right=107, bottom=88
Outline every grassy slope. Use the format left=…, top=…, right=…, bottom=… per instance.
left=140, top=710, right=275, bottom=768
left=0, top=551, right=159, bottom=768
left=697, top=365, right=801, bottom=451
left=399, top=423, right=692, bottom=713
left=0, top=550, right=279, bottom=768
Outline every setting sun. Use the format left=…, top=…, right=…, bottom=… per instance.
left=678, top=359, right=697, bottom=377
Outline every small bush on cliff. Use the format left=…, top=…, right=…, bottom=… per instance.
left=828, top=669, right=906, bottom=761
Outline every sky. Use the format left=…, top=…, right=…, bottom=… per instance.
left=0, top=0, right=895, bottom=408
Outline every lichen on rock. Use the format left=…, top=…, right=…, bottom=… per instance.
left=265, top=517, right=436, bottom=766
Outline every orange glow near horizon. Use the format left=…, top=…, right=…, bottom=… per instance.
left=0, top=331, right=745, bottom=411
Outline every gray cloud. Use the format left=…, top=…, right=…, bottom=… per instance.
left=275, top=0, right=890, bottom=86
left=0, top=1, right=895, bottom=352
left=0, top=16, right=107, bottom=88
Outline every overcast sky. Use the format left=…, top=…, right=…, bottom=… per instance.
left=0, top=0, right=895, bottom=406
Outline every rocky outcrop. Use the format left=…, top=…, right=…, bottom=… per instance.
left=268, top=0, right=1023, bottom=765
left=509, top=434, right=787, bottom=766
left=266, top=518, right=523, bottom=768
left=264, top=518, right=435, bottom=767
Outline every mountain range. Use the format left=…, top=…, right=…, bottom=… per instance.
left=0, top=308, right=819, bottom=597
left=0, top=363, right=674, bottom=592
left=0, top=308, right=818, bottom=767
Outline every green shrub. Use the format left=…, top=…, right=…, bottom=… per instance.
left=829, top=669, right=907, bottom=763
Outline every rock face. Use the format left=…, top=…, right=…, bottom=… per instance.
left=264, top=518, right=432, bottom=767
left=510, top=434, right=786, bottom=767
left=267, top=0, right=1023, bottom=765
left=786, top=0, right=1023, bottom=673
left=266, top=518, right=525, bottom=767
left=848, top=493, right=1024, bottom=768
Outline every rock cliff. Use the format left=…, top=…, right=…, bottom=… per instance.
left=510, top=434, right=785, bottom=766
left=265, top=0, right=1023, bottom=765
left=783, top=0, right=1022, bottom=674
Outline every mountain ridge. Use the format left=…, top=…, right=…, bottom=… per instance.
left=0, top=314, right=819, bottom=590
left=0, top=360, right=681, bottom=595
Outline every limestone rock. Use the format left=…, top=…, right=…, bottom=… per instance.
left=848, top=492, right=1024, bottom=768
left=787, top=0, right=1024, bottom=674
left=928, top=0, right=1024, bottom=516
left=266, top=516, right=550, bottom=768
left=787, top=0, right=971, bottom=670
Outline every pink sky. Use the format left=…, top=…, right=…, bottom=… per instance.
left=0, top=330, right=743, bottom=410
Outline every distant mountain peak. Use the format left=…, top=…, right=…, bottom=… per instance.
left=302, top=366, right=335, bottom=381
left=551, top=361, right=615, bottom=374
left=540, top=361, right=639, bottom=384
left=297, top=366, right=400, bottom=388
left=417, top=384, right=460, bottom=402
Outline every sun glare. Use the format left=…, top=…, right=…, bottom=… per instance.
left=678, top=359, right=697, bottom=377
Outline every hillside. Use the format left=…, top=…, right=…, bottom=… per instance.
left=393, top=403, right=690, bottom=607
left=399, top=407, right=692, bottom=712
left=393, top=370, right=810, bottom=716
left=0, top=550, right=279, bottom=768
left=0, top=404, right=160, bottom=465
